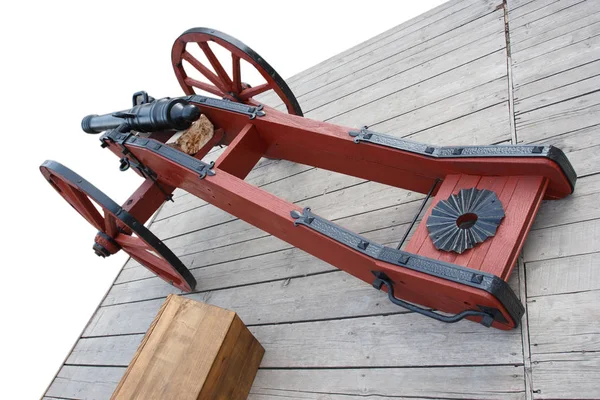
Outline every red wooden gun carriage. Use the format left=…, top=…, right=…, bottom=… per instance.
left=40, top=28, right=576, bottom=330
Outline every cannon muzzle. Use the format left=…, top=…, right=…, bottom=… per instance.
left=82, top=97, right=200, bottom=134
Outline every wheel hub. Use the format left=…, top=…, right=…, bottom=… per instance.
left=39, top=160, right=197, bottom=292
left=93, top=231, right=121, bottom=257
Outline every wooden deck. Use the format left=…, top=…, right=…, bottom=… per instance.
left=44, top=0, right=600, bottom=398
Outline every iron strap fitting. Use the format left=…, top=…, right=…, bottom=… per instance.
left=101, top=129, right=215, bottom=180
left=184, top=95, right=266, bottom=119
left=348, top=127, right=576, bottom=192
left=290, top=206, right=523, bottom=327
left=105, top=129, right=174, bottom=202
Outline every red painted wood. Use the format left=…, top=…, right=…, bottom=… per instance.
left=214, top=124, right=266, bottom=180
left=104, top=213, right=119, bottom=238
left=50, top=176, right=105, bottom=231
left=406, top=174, right=547, bottom=281
left=231, top=54, right=242, bottom=94
left=486, top=177, right=547, bottom=280
left=239, top=83, right=271, bottom=100
left=42, top=164, right=191, bottom=290
left=115, top=234, right=192, bottom=292
left=182, top=51, right=228, bottom=95
left=453, top=176, right=509, bottom=269
left=172, top=32, right=300, bottom=114
left=184, top=77, right=224, bottom=98
left=198, top=42, right=233, bottom=91
left=122, top=178, right=174, bottom=225
left=117, top=142, right=521, bottom=329
left=195, top=104, right=573, bottom=199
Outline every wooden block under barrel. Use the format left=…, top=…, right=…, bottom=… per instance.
left=111, top=294, right=264, bottom=400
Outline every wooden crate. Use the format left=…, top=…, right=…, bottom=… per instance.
left=111, top=294, right=264, bottom=400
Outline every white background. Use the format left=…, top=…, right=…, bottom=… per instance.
left=0, top=1, right=446, bottom=398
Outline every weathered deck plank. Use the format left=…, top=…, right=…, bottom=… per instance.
left=515, top=91, right=600, bottom=143
left=250, top=367, right=526, bottom=400
left=262, top=0, right=485, bottom=100
left=511, top=1, right=600, bottom=52
left=66, top=335, right=143, bottom=367
left=46, top=364, right=526, bottom=400
left=46, top=366, right=125, bottom=400
left=509, top=0, right=585, bottom=24
left=509, top=2, right=600, bottom=399
left=523, top=219, right=600, bottom=263
left=528, top=290, right=600, bottom=354
left=85, top=261, right=520, bottom=336
left=530, top=352, right=600, bottom=399
left=512, top=10, right=600, bottom=63
left=526, top=252, right=600, bottom=297
left=515, top=73, right=600, bottom=115
left=291, top=7, right=505, bottom=112
left=67, top=310, right=523, bottom=368
left=512, top=34, right=600, bottom=88
left=311, top=35, right=507, bottom=124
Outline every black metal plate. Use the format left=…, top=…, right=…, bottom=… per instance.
left=427, top=188, right=505, bottom=254
left=184, top=95, right=265, bottom=119
left=291, top=207, right=524, bottom=327
left=102, top=130, right=215, bottom=179
left=349, top=127, right=577, bottom=193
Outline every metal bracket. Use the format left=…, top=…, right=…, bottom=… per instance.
left=371, top=271, right=496, bottom=327
left=131, top=90, right=155, bottom=106
left=349, top=127, right=550, bottom=157
left=291, top=206, right=521, bottom=326
left=102, top=129, right=216, bottom=180
left=349, top=127, right=576, bottom=191
left=110, top=130, right=159, bottom=180
left=184, top=95, right=266, bottom=119
left=103, top=129, right=175, bottom=201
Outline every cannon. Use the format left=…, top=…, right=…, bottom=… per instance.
left=40, top=28, right=576, bottom=330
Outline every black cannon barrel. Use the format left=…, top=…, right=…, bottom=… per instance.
left=82, top=98, right=200, bottom=134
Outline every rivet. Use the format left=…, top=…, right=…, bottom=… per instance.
left=532, top=146, right=544, bottom=154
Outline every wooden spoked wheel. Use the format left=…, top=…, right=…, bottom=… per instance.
left=172, top=27, right=303, bottom=116
left=40, top=160, right=196, bottom=292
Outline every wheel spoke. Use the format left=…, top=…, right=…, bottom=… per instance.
left=198, top=42, right=233, bottom=91
left=239, top=83, right=271, bottom=100
left=42, top=161, right=195, bottom=292
left=173, top=29, right=303, bottom=116
left=116, top=235, right=189, bottom=290
left=232, top=54, right=242, bottom=94
left=52, top=177, right=104, bottom=230
left=182, top=51, right=228, bottom=93
left=184, top=77, right=225, bottom=97
left=104, top=211, right=118, bottom=237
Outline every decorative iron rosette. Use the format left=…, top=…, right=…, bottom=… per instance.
left=426, top=188, right=505, bottom=254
